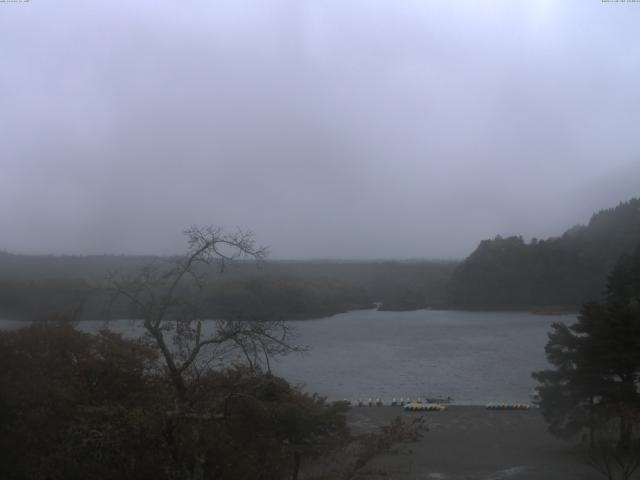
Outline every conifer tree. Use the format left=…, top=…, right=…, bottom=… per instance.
left=533, top=245, right=640, bottom=450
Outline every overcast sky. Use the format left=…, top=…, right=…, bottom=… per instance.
left=1, top=1, right=639, bottom=259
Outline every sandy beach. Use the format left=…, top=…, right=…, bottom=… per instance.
left=346, top=406, right=601, bottom=480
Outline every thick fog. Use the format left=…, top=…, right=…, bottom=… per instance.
left=1, top=0, right=639, bottom=259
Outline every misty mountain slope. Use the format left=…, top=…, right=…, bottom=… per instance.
left=0, top=252, right=455, bottom=320
left=447, top=197, right=640, bottom=310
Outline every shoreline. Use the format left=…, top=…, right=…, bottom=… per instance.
left=0, top=307, right=578, bottom=324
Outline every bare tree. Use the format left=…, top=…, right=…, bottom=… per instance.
left=108, top=225, right=301, bottom=401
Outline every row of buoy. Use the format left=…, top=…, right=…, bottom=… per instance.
left=351, top=398, right=385, bottom=407
left=404, top=402, right=446, bottom=412
left=485, top=403, right=531, bottom=410
left=392, top=397, right=432, bottom=406
left=344, top=399, right=530, bottom=410
left=347, top=397, right=450, bottom=407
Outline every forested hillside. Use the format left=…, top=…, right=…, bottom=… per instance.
left=447, top=198, right=640, bottom=310
left=0, top=252, right=455, bottom=320
left=4, top=198, right=636, bottom=318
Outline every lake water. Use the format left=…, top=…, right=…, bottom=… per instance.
left=0, top=309, right=573, bottom=405
left=271, top=309, right=571, bottom=405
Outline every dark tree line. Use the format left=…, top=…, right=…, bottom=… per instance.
left=206, top=274, right=373, bottom=321
left=2, top=197, right=638, bottom=317
left=0, top=274, right=373, bottom=323
left=448, top=198, right=640, bottom=310
left=0, top=255, right=456, bottom=321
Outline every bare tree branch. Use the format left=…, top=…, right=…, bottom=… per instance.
left=106, top=226, right=293, bottom=404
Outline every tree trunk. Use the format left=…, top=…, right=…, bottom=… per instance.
left=292, top=451, right=301, bottom=480
left=147, top=323, right=188, bottom=399
left=617, top=375, right=635, bottom=453
left=618, top=414, right=632, bottom=453
left=589, top=395, right=595, bottom=450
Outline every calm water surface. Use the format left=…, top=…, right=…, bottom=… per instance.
left=271, top=309, right=571, bottom=404
left=0, top=309, right=572, bottom=405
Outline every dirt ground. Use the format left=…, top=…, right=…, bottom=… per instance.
left=345, top=406, right=603, bottom=480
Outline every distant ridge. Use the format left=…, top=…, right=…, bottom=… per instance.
left=447, top=197, right=640, bottom=310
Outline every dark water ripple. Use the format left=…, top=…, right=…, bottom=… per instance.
left=271, top=309, right=571, bottom=404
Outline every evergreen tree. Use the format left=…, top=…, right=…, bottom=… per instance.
left=533, top=245, right=640, bottom=450
left=449, top=198, right=640, bottom=309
